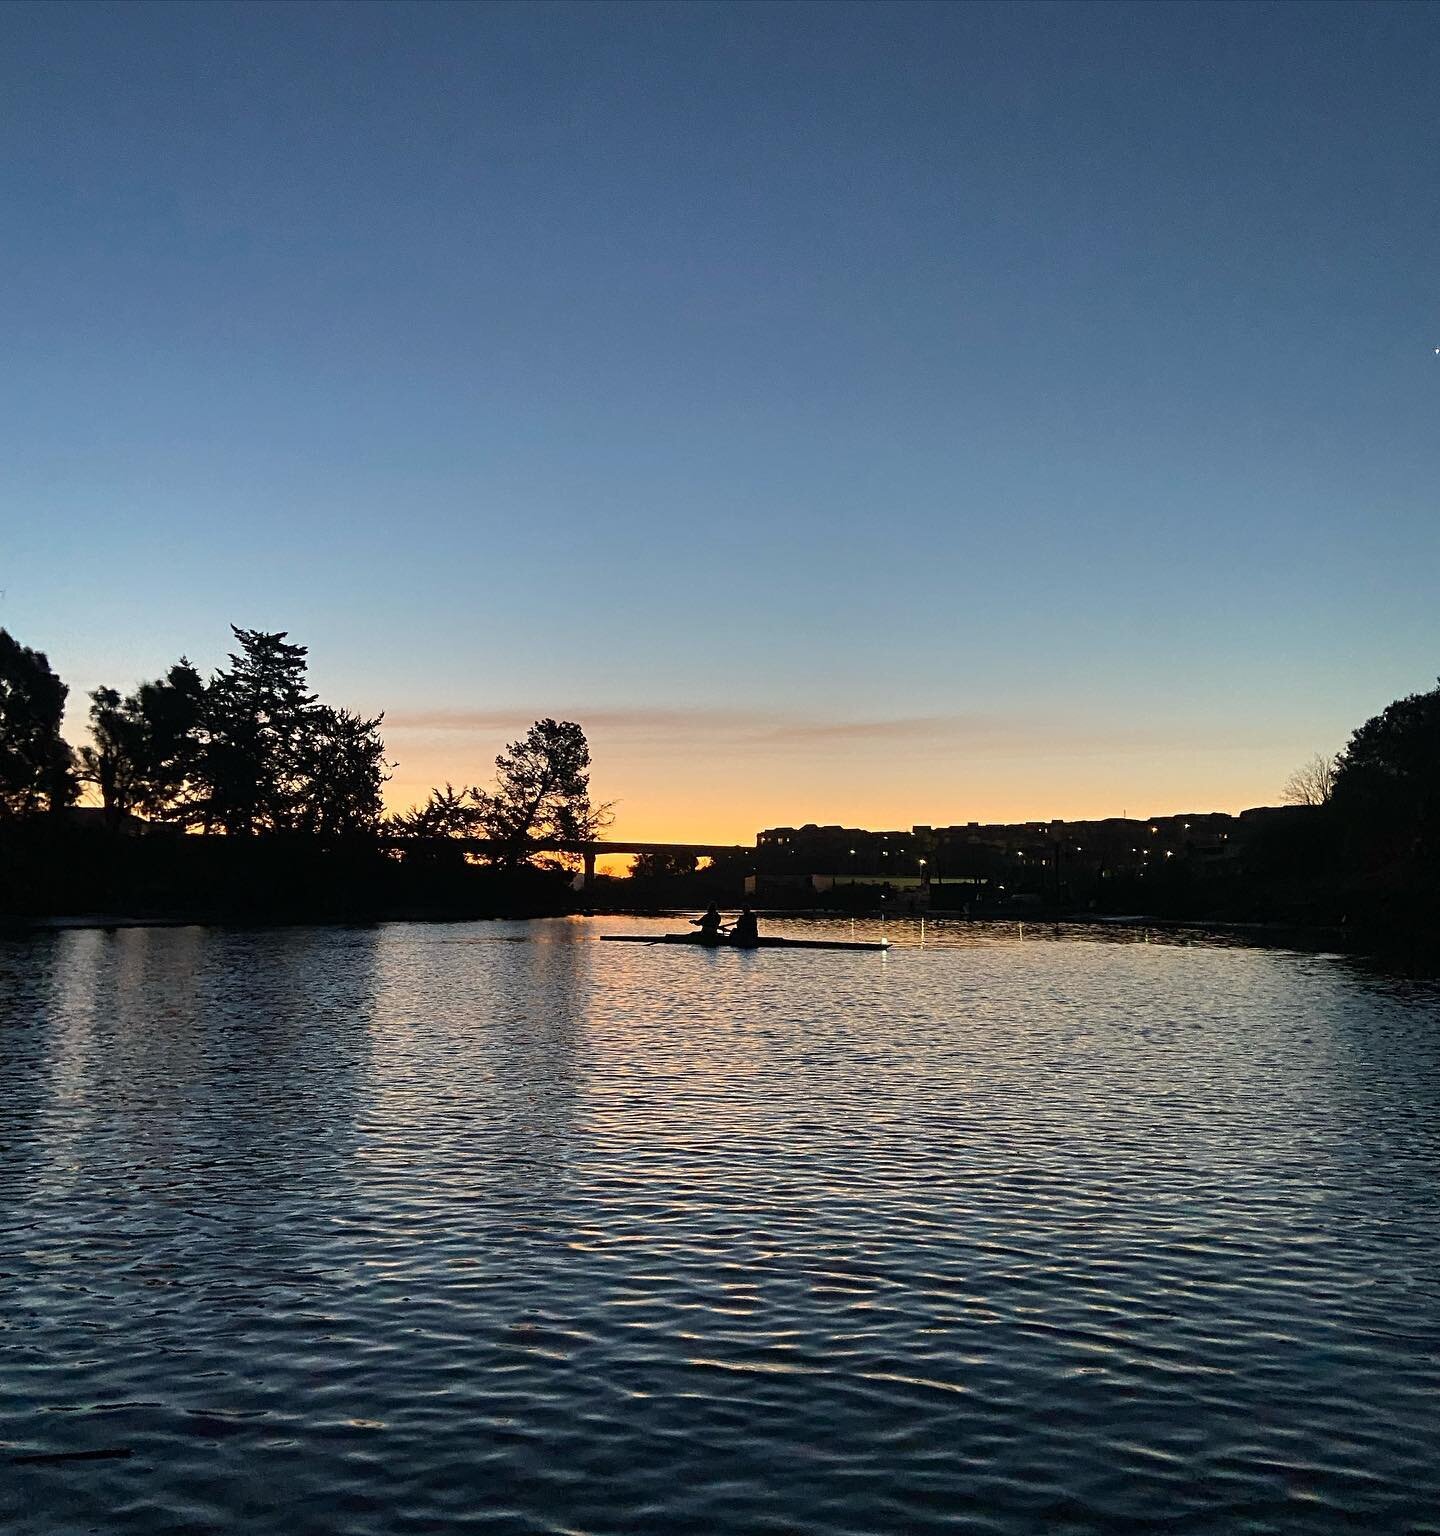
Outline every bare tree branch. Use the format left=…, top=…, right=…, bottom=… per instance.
left=1282, top=752, right=1336, bottom=806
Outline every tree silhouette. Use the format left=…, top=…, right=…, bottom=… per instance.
left=1281, top=752, right=1336, bottom=807
left=1331, top=679, right=1440, bottom=865
left=388, top=782, right=486, bottom=839
left=0, top=629, right=75, bottom=818
left=292, top=705, right=390, bottom=837
left=479, top=718, right=611, bottom=869
left=631, top=850, right=699, bottom=878
left=198, top=628, right=317, bottom=833
left=196, top=629, right=393, bottom=836
left=79, top=660, right=204, bottom=826
left=80, top=686, right=142, bottom=825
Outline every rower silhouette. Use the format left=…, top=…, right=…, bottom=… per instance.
left=689, top=904, right=760, bottom=946
left=692, top=903, right=725, bottom=943
left=730, top=907, right=759, bottom=947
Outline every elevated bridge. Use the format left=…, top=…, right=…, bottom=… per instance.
left=381, top=837, right=752, bottom=886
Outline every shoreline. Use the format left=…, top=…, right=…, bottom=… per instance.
left=7, top=906, right=1349, bottom=948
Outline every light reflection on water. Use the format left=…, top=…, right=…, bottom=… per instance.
left=2, top=916, right=1439, bottom=1534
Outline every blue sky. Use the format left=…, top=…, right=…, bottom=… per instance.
left=3, top=0, right=1437, bottom=837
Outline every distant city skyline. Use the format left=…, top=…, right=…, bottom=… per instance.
left=5, top=1, right=1437, bottom=842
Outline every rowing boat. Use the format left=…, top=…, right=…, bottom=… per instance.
left=600, top=933, right=890, bottom=952
left=601, top=934, right=889, bottom=952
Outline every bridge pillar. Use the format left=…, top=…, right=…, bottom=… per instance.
left=581, top=848, right=596, bottom=888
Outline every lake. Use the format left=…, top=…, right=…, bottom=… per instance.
left=3, top=917, right=1438, bottom=1535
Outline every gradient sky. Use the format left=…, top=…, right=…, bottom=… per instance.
left=4, top=0, right=1437, bottom=842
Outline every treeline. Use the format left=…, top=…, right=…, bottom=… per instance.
left=1310, top=676, right=1440, bottom=955
left=0, top=624, right=607, bottom=919
left=1, top=626, right=386, bottom=833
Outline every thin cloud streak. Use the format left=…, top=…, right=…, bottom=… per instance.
left=384, top=705, right=1291, bottom=758
left=386, top=706, right=766, bottom=735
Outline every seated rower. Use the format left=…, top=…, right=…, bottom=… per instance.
left=691, top=903, right=725, bottom=942
left=730, top=907, right=759, bottom=947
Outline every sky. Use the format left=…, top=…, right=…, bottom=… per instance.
left=3, top=0, right=1437, bottom=842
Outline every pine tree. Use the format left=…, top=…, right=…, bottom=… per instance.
left=293, top=705, right=390, bottom=837
left=198, top=628, right=316, bottom=833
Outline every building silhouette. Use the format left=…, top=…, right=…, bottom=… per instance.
left=751, top=808, right=1312, bottom=908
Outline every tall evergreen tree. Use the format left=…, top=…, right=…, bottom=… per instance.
left=134, top=660, right=206, bottom=820
left=0, top=629, right=75, bottom=818
left=198, top=628, right=316, bottom=833
left=293, top=705, right=390, bottom=837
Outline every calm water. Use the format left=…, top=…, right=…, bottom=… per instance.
left=3, top=917, right=1439, bottom=1535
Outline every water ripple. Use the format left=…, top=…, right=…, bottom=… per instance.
left=2, top=917, right=1438, bottom=1534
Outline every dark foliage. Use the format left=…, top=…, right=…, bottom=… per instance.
left=1331, top=680, right=1440, bottom=867
left=1325, top=679, right=1440, bottom=956
left=291, top=705, right=390, bottom=837
left=79, top=660, right=204, bottom=825
left=387, top=782, right=486, bottom=840
left=73, top=627, right=393, bottom=837
left=0, top=629, right=75, bottom=818
left=631, top=850, right=699, bottom=879
left=480, top=718, right=611, bottom=869
left=197, top=628, right=320, bottom=833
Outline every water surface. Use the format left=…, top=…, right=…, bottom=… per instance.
left=3, top=917, right=1438, bottom=1534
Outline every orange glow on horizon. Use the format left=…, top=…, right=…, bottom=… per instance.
left=384, top=732, right=1306, bottom=846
